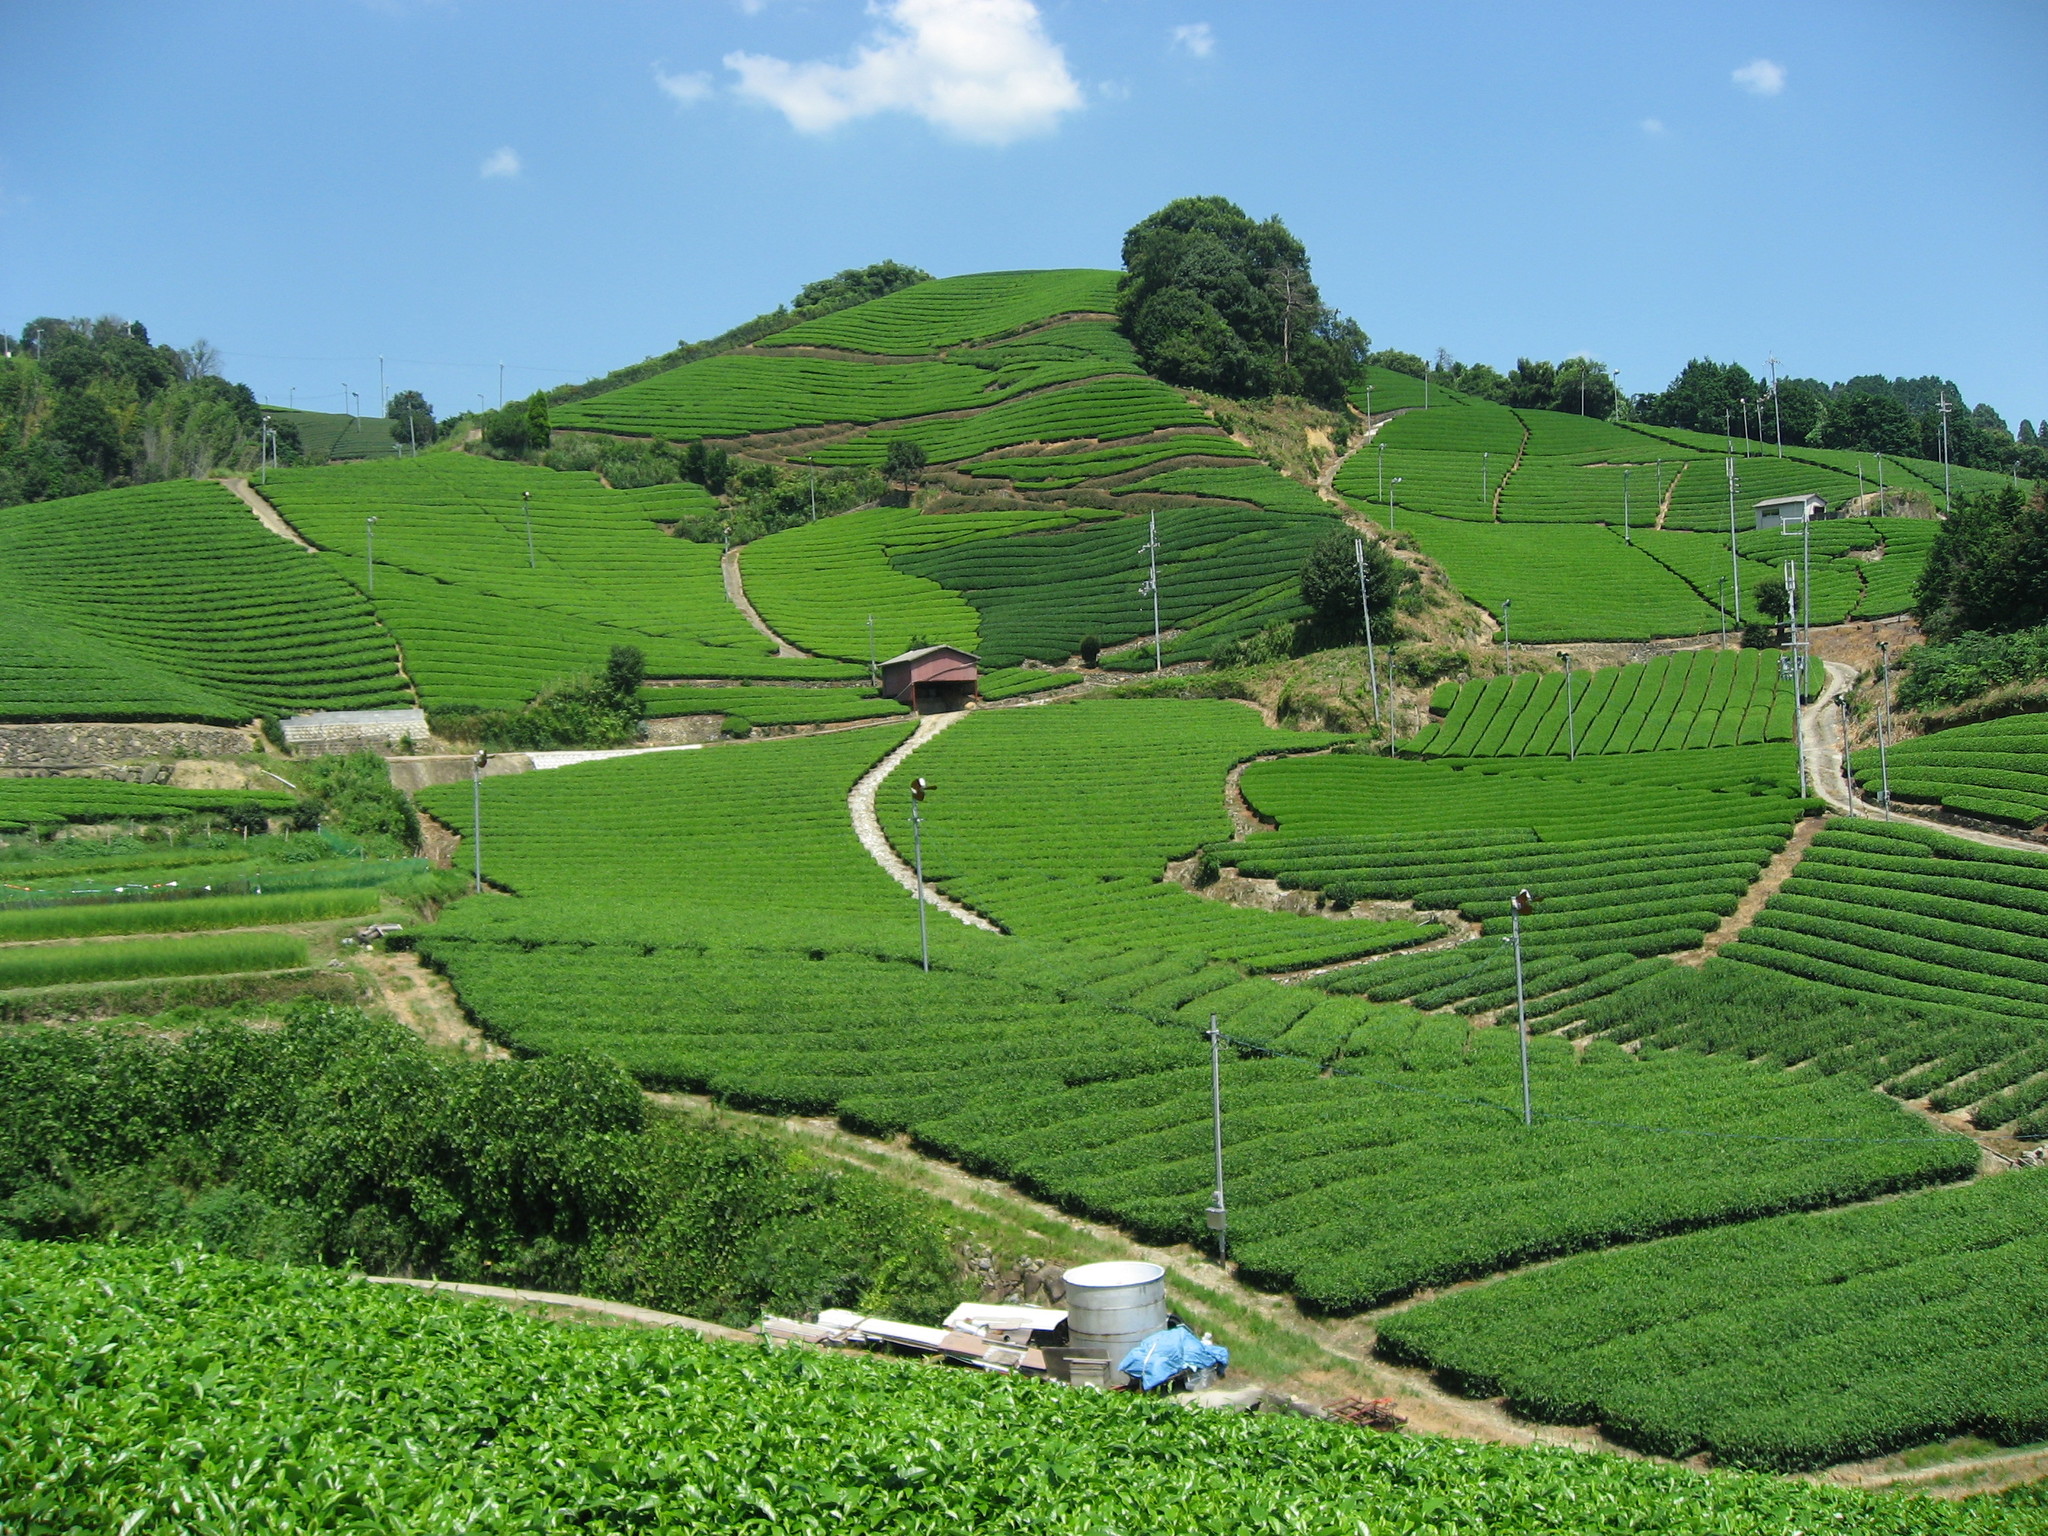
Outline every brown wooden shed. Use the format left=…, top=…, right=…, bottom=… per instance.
left=880, top=645, right=980, bottom=713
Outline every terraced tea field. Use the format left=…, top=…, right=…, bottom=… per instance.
left=1855, top=713, right=2048, bottom=826
left=0, top=480, right=410, bottom=721
left=262, top=454, right=861, bottom=703
left=23, top=1241, right=2044, bottom=1535
left=1413, top=649, right=1793, bottom=758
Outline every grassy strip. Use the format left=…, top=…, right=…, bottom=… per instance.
left=0, top=932, right=308, bottom=990
left=0, top=888, right=380, bottom=943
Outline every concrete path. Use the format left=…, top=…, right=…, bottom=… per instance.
left=1803, top=660, right=2040, bottom=853
left=365, top=1275, right=755, bottom=1341
left=220, top=477, right=317, bottom=550
left=848, top=712, right=1000, bottom=931
left=722, top=547, right=812, bottom=658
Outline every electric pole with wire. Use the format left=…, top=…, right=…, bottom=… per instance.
left=1139, top=510, right=1163, bottom=674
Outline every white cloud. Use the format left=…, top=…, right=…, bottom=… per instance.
left=1732, top=58, right=1786, bottom=96
left=479, top=146, right=522, bottom=179
left=724, top=0, right=1083, bottom=145
left=1640, top=117, right=1665, bottom=135
left=1171, top=22, right=1214, bottom=58
left=656, top=67, right=714, bottom=105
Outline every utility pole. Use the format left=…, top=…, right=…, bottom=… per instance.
left=1622, top=465, right=1632, bottom=544
left=365, top=515, right=378, bottom=595
left=498, top=362, right=505, bottom=409
left=1140, top=510, right=1163, bottom=674
left=1481, top=450, right=1490, bottom=512
left=1877, top=641, right=1894, bottom=821
left=1786, top=559, right=1808, bottom=798
left=523, top=491, right=535, bottom=568
left=1205, top=1015, right=1227, bottom=1261
left=1512, top=889, right=1536, bottom=1126
left=260, top=413, right=271, bottom=486
left=1725, top=458, right=1742, bottom=627
left=471, top=751, right=489, bottom=894
left=1354, top=537, right=1383, bottom=731
left=867, top=615, right=878, bottom=687
left=1559, top=652, right=1576, bottom=760
left=1377, top=444, right=1385, bottom=501
left=1501, top=597, right=1512, bottom=666
left=1877, top=453, right=1886, bottom=517
left=910, top=777, right=930, bottom=972
left=1938, top=394, right=1953, bottom=511
left=1767, top=356, right=1783, bottom=456
left=343, top=383, right=350, bottom=420
left=1388, top=476, right=1404, bottom=531
left=809, top=460, right=818, bottom=522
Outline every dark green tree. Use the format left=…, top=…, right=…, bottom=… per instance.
left=1299, top=527, right=1409, bottom=641
left=791, top=261, right=932, bottom=317
left=1753, top=578, right=1791, bottom=645
left=1118, top=196, right=1367, bottom=406
left=884, top=439, right=927, bottom=498
left=386, top=389, right=435, bottom=448
left=1914, top=483, right=2048, bottom=640
left=1817, top=392, right=1922, bottom=456
left=603, top=644, right=647, bottom=708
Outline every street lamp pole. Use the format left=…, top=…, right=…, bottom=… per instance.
left=1725, top=457, right=1742, bottom=627
left=365, top=515, right=378, bottom=595
left=1786, top=559, right=1808, bottom=799
left=1622, top=464, right=1632, bottom=545
left=1558, top=652, right=1576, bottom=760
left=523, top=491, right=535, bottom=568
left=1354, top=537, right=1383, bottom=732
left=1877, top=641, right=1895, bottom=822
left=1140, top=510, right=1163, bottom=674
left=471, top=750, right=489, bottom=894
left=1205, top=1015, right=1228, bottom=1262
left=1837, top=695, right=1857, bottom=816
left=910, top=776, right=931, bottom=972
left=1501, top=597, right=1512, bottom=667
left=1388, top=477, right=1402, bottom=532
left=1512, top=888, right=1536, bottom=1126
left=1768, top=356, right=1784, bottom=456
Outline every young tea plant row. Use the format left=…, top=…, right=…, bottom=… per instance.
left=1412, top=649, right=1793, bottom=758
left=895, top=493, right=1333, bottom=669
left=1723, top=821, right=2048, bottom=1041
left=756, top=268, right=1120, bottom=355
left=1854, top=710, right=2048, bottom=827
left=0, top=481, right=410, bottom=722
left=1376, top=1170, right=2048, bottom=1472
left=638, top=684, right=909, bottom=728
left=0, top=780, right=293, bottom=833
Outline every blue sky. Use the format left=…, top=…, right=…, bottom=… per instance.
left=4, top=1, right=2042, bottom=424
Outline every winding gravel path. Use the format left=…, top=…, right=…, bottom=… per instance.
left=722, top=547, right=812, bottom=658
left=848, top=711, right=1000, bottom=932
left=1803, top=659, right=2038, bottom=852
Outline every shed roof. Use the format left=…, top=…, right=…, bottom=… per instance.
left=1754, top=493, right=1826, bottom=508
left=882, top=645, right=980, bottom=667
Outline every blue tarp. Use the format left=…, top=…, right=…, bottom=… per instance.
left=1117, top=1326, right=1230, bottom=1391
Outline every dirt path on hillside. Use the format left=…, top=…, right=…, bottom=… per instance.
left=1672, top=816, right=1824, bottom=965
left=848, top=712, right=1000, bottom=931
left=1654, top=460, right=1684, bottom=529
left=649, top=1090, right=1621, bottom=1454
left=722, top=548, right=812, bottom=658
left=219, top=478, right=318, bottom=550
left=1805, top=661, right=2040, bottom=852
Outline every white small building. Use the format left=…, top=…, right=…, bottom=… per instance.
left=1755, top=493, right=1829, bottom=533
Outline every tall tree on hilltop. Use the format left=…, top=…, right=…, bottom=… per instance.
left=1118, top=197, right=1367, bottom=407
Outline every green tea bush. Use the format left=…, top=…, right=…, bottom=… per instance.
left=0, top=931, right=307, bottom=990
left=0, top=480, right=409, bottom=722
left=1377, top=1171, right=2048, bottom=1471
left=15, top=1240, right=2041, bottom=1535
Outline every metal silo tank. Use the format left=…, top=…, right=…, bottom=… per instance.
left=1061, top=1261, right=1167, bottom=1383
